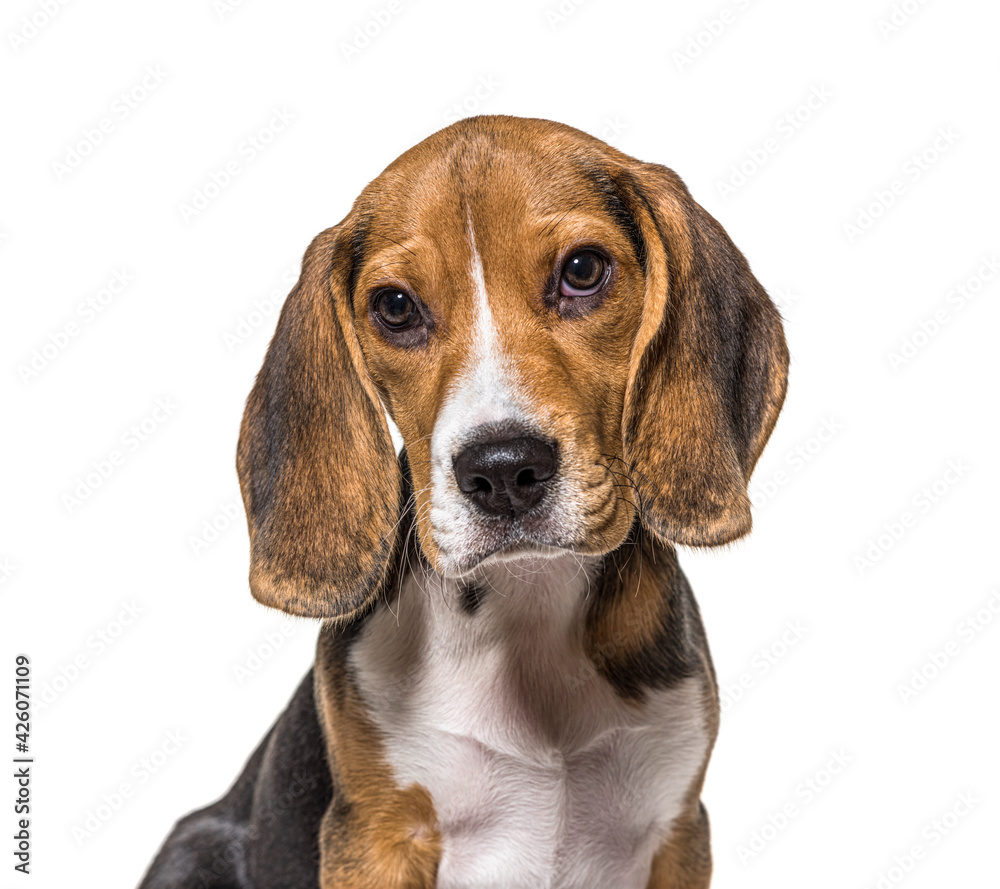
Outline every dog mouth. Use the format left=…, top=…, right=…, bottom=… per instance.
left=443, top=539, right=575, bottom=579
left=431, top=513, right=576, bottom=577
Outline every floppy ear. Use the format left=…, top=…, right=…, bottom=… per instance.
left=621, top=163, right=789, bottom=547
left=237, top=224, right=402, bottom=619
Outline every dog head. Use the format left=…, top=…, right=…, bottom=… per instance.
left=237, top=115, right=788, bottom=619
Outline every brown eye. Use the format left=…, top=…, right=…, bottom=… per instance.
left=560, top=250, right=607, bottom=297
left=374, top=289, right=417, bottom=329
left=549, top=248, right=614, bottom=319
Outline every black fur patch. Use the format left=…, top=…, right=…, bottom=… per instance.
left=581, top=166, right=648, bottom=273
left=458, top=580, right=487, bottom=615
left=346, top=219, right=369, bottom=307
left=588, top=525, right=706, bottom=700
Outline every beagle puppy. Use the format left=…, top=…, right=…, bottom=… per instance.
left=139, top=115, right=788, bottom=889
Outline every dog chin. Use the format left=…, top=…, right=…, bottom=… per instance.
left=438, top=540, right=575, bottom=580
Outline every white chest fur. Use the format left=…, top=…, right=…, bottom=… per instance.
left=350, top=554, right=709, bottom=889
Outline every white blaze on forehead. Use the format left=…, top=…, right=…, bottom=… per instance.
left=434, top=213, right=526, bottom=442
left=467, top=212, right=498, bottom=364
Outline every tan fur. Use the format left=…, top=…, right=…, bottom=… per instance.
left=647, top=801, right=714, bottom=889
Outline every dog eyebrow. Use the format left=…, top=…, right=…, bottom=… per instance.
left=346, top=218, right=370, bottom=306
left=581, top=166, right=648, bottom=273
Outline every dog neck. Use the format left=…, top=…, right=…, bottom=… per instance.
left=355, top=548, right=603, bottom=752
left=432, top=550, right=599, bottom=637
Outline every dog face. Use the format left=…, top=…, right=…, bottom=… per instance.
left=349, top=131, right=650, bottom=578
left=237, top=116, right=788, bottom=619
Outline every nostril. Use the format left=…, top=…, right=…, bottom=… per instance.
left=472, top=475, right=493, bottom=494
left=515, top=468, right=538, bottom=488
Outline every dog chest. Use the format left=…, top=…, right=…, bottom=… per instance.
left=349, top=559, right=710, bottom=888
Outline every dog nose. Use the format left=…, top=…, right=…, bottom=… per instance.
left=453, top=436, right=557, bottom=517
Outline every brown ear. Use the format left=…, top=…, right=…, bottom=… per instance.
left=621, top=163, right=789, bottom=547
left=236, top=224, right=402, bottom=618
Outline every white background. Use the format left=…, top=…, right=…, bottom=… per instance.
left=2, top=0, right=998, bottom=886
